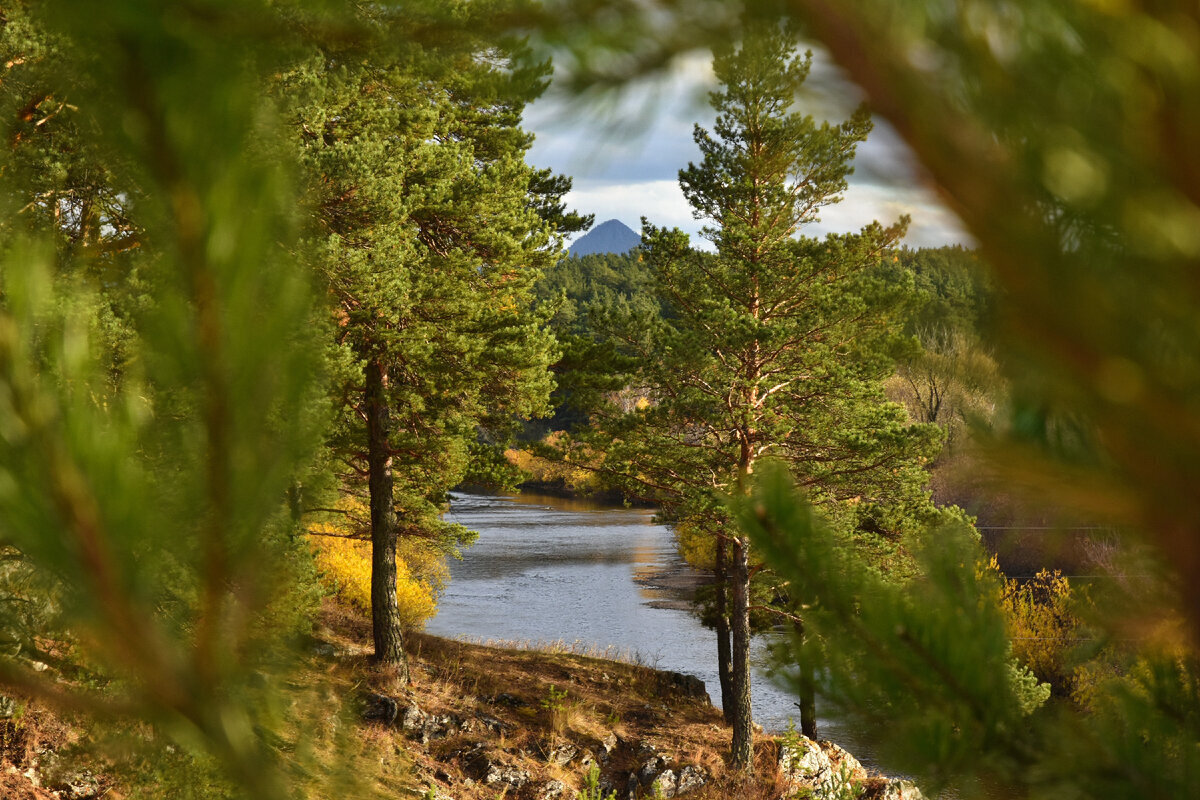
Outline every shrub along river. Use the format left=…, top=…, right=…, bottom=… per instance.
left=430, top=490, right=884, bottom=770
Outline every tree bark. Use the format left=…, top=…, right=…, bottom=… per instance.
left=365, top=356, right=410, bottom=679
left=729, top=534, right=753, bottom=772
left=792, top=618, right=818, bottom=739
left=714, top=534, right=734, bottom=724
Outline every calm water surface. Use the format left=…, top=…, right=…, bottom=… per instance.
left=429, top=490, right=883, bottom=768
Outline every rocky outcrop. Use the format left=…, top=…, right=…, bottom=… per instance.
left=879, top=779, right=924, bottom=800
left=593, top=741, right=709, bottom=800
left=462, top=744, right=531, bottom=790
left=358, top=673, right=915, bottom=800
left=654, top=671, right=710, bottom=703
left=778, top=734, right=921, bottom=800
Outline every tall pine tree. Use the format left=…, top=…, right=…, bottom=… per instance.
left=285, top=6, right=571, bottom=673
left=591, top=20, right=943, bottom=769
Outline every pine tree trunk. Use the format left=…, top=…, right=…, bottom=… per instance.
left=792, top=618, right=817, bottom=738
left=365, top=356, right=410, bottom=679
left=714, top=534, right=734, bottom=724
left=729, top=534, right=753, bottom=772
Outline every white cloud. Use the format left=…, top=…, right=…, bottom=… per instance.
left=561, top=177, right=971, bottom=252
left=562, top=179, right=696, bottom=236
left=529, top=47, right=973, bottom=252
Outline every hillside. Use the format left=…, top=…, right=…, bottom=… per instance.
left=0, top=599, right=923, bottom=800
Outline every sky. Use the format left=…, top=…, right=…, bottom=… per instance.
left=524, top=47, right=973, bottom=251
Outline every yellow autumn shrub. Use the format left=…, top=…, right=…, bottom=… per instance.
left=308, top=520, right=440, bottom=631
left=505, top=431, right=602, bottom=493
left=988, top=556, right=1081, bottom=696
left=674, top=519, right=716, bottom=570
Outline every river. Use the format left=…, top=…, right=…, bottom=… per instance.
left=428, top=489, right=885, bottom=769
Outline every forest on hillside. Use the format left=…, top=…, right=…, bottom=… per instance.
left=0, top=1, right=1198, bottom=799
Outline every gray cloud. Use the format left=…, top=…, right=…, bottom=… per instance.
left=527, top=47, right=971, bottom=251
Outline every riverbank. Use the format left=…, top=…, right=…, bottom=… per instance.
left=317, top=599, right=922, bottom=800
left=0, top=598, right=923, bottom=800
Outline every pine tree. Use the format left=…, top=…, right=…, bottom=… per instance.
left=591, top=20, right=943, bottom=769
left=284, top=6, right=568, bottom=672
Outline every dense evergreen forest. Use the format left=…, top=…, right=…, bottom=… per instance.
left=0, top=1, right=1197, bottom=799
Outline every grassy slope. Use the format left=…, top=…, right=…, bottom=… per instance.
left=0, top=599, right=902, bottom=799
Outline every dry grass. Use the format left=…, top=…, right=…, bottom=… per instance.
left=313, top=598, right=799, bottom=800
left=310, top=596, right=933, bottom=800
left=0, top=597, right=877, bottom=800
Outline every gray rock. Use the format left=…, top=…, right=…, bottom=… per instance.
left=676, top=765, right=707, bottom=796
left=778, top=736, right=832, bottom=797
left=879, top=779, right=925, bottom=800
left=361, top=693, right=399, bottom=725
left=309, top=641, right=338, bottom=658
left=638, top=755, right=673, bottom=785
left=548, top=742, right=578, bottom=766
left=399, top=701, right=426, bottom=733
left=601, top=732, right=619, bottom=755
left=536, top=778, right=569, bottom=800
left=634, top=741, right=658, bottom=759
left=656, top=671, right=709, bottom=702
left=418, top=714, right=459, bottom=744
left=463, top=746, right=529, bottom=790
left=0, top=695, right=18, bottom=720
left=483, top=764, right=530, bottom=790
left=779, top=735, right=886, bottom=800
left=474, top=712, right=508, bottom=734
left=41, top=754, right=101, bottom=800
left=824, top=742, right=864, bottom=778
left=653, top=768, right=678, bottom=798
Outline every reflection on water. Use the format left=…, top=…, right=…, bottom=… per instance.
left=429, top=490, right=885, bottom=770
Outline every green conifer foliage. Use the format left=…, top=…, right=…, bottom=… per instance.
left=0, top=0, right=340, bottom=796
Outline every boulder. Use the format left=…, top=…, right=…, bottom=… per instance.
left=780, top=735, right=918, bottom=800
left=462, top=746, right=530, bottom=790
left=824, top=741, right=867, bottom=783
left=399, top=701, right=426, bottom=734
left=879, top=779, right=924, bottom=800
left=547, top=742, right=578, bottom=766
left=655, top=671, right=709, bottom=702
left=536, top=779, right=569, bottom=800
left=637, top=756, right=667, bottom=785
left=779, top=736, right=833, bottom=793
left=361, top=693, right=399, bottom=725
left=676, top=765, right=707, bottom=796
left=653, top=768, right=678, bottom=798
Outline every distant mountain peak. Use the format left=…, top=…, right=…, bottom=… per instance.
left=568, top=219, right=641, bottom=257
